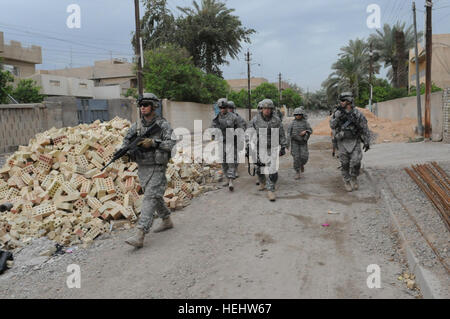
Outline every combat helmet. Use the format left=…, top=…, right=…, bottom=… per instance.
left=339, top=92, right=354, bottom=103
left=293, top=107, right=305, bottom=116
left=227, top=101, right=236, bottom=109
left=217, top=98, right=228, bottom=108
left=257, top=101, right=263, bottom=111
left=137, top=92, right=160, bottom=107
left=259, top=99, right=275, bottom=109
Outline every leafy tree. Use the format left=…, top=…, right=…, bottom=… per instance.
left=176, top=0, right=255, bottom=76
left=143, top=44, right=202, bottom=102
left=0, top=69, right=14, bottom=104
left=323, top=38, right=380, bottom=104
left=0, top=57, right=14, bottom=104
left=281, top=88, right=302, bottom=109
left=303, top=89, right=328, bottom=110
left=369, top=23, right=421, bottom=88
left=408, top=83, right=443, bottom=96
left=287, top=82, right=304, bottom=95
left=125, top=88, right=138, bottom=99
left=11, top=79, right=43, bottom=103
left=199, top=73, right=229, bottom=103
left=228, top=89, right=248, bottom=108
left=251, top=82, right=279, bottom=108
left=357, top=77, right=409, bottom=106
left=142, top=44, right=229, bottom=104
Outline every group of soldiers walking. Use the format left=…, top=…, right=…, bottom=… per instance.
left=211, top=97, right=313, bottom=202
left=121, top=91, right=370, bottom=248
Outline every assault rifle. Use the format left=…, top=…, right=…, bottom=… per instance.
left=101, top=122, right=161, bottom=171
left=245, top=143, right=265, bottom=177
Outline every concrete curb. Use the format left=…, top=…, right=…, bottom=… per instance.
left=364, top=169, right=448, bottom=299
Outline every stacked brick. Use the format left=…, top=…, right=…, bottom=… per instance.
left=0, top=117, right=220, bottom=249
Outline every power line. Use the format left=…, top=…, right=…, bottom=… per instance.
left=2, top=34, right=134, bottom=56
left=1, top=30, right=134, bottom=56
left=384, top=0, right=397, bottom=25
left=0, top=23, right=131, bottom=54
left=389, top=0, right=404, bottom=24
left=0, top=22, right=132, bottom=46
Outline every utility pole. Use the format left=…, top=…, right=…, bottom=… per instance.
left=424, top=0, right=432, bottom=139
left=278, top=73, right=282, bottom=107
left=369, top=42, right=373, bottom=112
left=246, top=49, right=252, bottom=120
left=413, top=1, right=424, bottom=136
left=134, top=0, right=144, bottom=97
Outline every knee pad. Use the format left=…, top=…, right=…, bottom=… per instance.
left=351, top=163, right=361, bottom=175
left=269, top=173, right=278, bottom=184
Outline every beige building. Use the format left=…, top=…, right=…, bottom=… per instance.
left=40, top=59, right=137, bottom=96
left=0, top=31, right=42, bottom=78
left=408, top=33, right=450, bottom=90
left=226, top=77, right=290, bottom=92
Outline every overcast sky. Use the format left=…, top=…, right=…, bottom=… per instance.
left=1, top=0, right=449, bottom=90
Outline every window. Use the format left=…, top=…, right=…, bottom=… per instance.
left=49, top=80, right=61, bottom=87
left=79, top=83, right=88, bottom=89
left=2, top=64, right=19, bottom=76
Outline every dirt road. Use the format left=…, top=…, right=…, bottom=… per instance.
left=0, top=136, right=421, bottom=299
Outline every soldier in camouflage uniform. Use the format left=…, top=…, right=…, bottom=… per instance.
left=287, top=107, right=313, bottom=180
left=329, top=92, right=370, bottom=192
left=227, top=101, right=247, bottom=178
left=123, top=93, right=176, bottom=248
left=211, top=98, right=244, bottom=191
left=227, top=101, right=247, bottom=130
left=249, top=99, right=287, bottom=201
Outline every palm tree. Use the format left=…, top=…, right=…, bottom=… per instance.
left=133, top=0, right=176, bottom=51
left=323, top=38, right=379, bottom=104
left=176, top=0, right=255, bottom=76
left=369, top=22, right=422, bottom=88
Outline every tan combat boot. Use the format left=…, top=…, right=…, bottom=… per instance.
left=228, top=179, right=234, bottom=192
left=295, top=171, right=301, bottom=180
left=258, top=183, right=266, bottom=191
left=267, top=191, right=276, bottom=202
left=125, top=228, right=145, bottom=248
left=154, top=216, right=174, bottom=233
left=350, top=177, right=359, bottom=190
left=344, top=181, right=353, bottom=192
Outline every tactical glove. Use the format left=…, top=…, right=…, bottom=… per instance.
left=363, top=143, right=370, bottom=152
left=279, top=147, right=286, bottom=157
left=137, top=138, right=155, bottom=149
left=334, top=110, right=343, bottom=119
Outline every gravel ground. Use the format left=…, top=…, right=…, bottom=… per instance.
left=365, top=160, right=450, bottom=297
left=374, top=162, right=450, bottom=270
left=0, top=136, right=419, bottom=299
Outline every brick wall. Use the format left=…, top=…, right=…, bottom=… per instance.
left=0, top=102, right=62, bottom=153
left=444, top=88, right=450, bottom=144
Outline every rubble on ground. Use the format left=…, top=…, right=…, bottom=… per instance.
left=312, top=107, right=418, bottom=144
left=0, top=117, right=220, bottom=249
